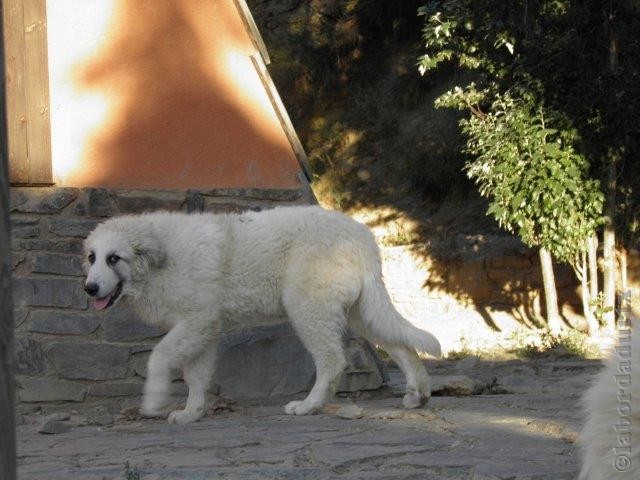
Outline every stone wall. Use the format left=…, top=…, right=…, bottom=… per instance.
left=380, top=243, right=584, bottom=353
left=11, top=187, right=385, bottom=412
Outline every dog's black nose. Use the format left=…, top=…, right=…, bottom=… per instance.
left=84, top=283, right=99, bottom=296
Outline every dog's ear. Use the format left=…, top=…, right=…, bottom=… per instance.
left=129, top=225, right=166, bottom=278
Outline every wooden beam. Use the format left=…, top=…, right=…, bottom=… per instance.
left=22, top=0, right=51, bottom=184
left=2, top=0, right=28, bottom=183
left=251, top=54, right=312, bottom=182
left=0, top=1, right=17, bottom=477
left=233, top=0, right=271, bottom=65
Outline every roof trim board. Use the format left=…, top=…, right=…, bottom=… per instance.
left=251, top=54, right=312, bottom=182
left=233, top=0, right=271, bottom=65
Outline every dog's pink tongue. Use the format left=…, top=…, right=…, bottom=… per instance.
left=92, top=295, right=111, bottom=310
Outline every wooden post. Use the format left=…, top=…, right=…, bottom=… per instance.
left=22, top=0, right=51, bottom=184
left=0, top=0, right=17, bottom=477
left=2, top=0, right=51, bottom=185
left=2, top=0, right=27, bottom=183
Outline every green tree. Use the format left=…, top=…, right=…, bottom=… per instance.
left=454, top=90, right=603, bottom=333
left=416, top=0, right=629, bottom=334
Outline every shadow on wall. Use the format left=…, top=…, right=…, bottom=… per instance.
left=421, top=246, right=583, bottom=332
left=69, top=0, right=301, bottom=189
left=248, top=0, right=584, bottom=332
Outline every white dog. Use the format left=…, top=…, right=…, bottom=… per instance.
left=83, top=206, right=441, bottom=424
left=579, top=302, right=638, bottom=479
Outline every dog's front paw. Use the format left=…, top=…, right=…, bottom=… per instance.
left=141, top=393, right=171, bottom=418
left=167, top=408, right=203, bottom=424
left=284, top=400, right=318, bottom=416
left=402, top=391, right=430, bottom=409
left=139, top=405, right=167, bottom=418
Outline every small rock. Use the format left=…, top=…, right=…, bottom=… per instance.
left=38, top=420, right=71, bottom=434
left=431, top=375, right=475, bottom=396
left=336, top=404, right=363, bottom=419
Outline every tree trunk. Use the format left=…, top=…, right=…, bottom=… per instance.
left=602, top=161, right=617, bottom=332
left=602, top=0, right=619, bottom=333
left=588, top=234, right=598, bottom=302
left=618, top=247, right=628, bottom=292
left=0, top=2, right=17, bottom=475
left=608, top=4, right=619, bottom=72
left=539, top=247, right=562, bottom=334
left=580, top=251, right=599, bottom=336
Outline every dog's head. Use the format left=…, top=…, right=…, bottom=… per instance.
left=83, top=217, right=166, bottom=310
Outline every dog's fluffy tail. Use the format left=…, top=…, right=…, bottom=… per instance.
left=358, top=274, right=441, bottom=358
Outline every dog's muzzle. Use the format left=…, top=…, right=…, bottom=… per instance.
left=84, top=283, right=99, bottom=296
left=86, top=282, right=123, bottom=310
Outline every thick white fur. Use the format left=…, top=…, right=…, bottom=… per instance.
left=84, top=206, right=441, bottom=423
left=579, top=308, right=638, bottom=479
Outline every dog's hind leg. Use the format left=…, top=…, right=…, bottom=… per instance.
left=283, top=298, right=347, bottom=416
left=348, top=314, right=431, bottom=409
left=141, top=318, right=217, bottom=419
left=386, top=345, right=431, bottom=408
left=167, top=344, right=218, bottom=424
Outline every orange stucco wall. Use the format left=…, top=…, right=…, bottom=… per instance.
left=47, top=0, right=304, bottom=189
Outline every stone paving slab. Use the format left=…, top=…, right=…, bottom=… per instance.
left=17, top=359, right=600, bottom=479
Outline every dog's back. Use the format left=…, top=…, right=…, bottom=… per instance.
left=218, top=205, right=373, bottom=305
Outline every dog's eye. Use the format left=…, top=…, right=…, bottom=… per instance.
left=88, top=252, right=95, bottom=264
left=107, top=254, right=121, bottom=265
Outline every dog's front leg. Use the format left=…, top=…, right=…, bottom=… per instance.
left=167, top=345, right=218, bottom=424
left=141, top=319, right=216, bottom=419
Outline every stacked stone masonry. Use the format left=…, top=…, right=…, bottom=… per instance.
left=11, top=187, right=387, bottom=411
